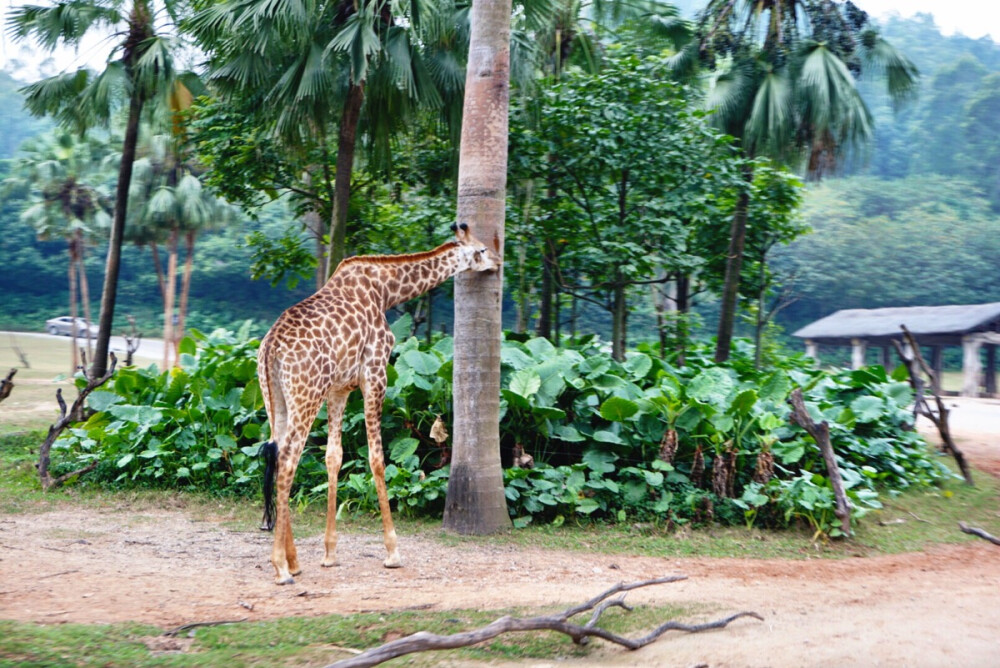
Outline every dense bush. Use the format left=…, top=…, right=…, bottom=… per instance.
left=53, top=322, right=951, bottom=537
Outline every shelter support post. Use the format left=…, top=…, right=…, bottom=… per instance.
left=962, top=335, right=983, bottom=397
left=805, top=339, right=818, bottom=363
left=851, top=338, right=867, bottom=370
left=986, top=345, right=997, bottom=396
left=879, top=345, right=892, bottom=371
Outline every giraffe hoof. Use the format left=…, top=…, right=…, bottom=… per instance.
left=275, top=575, right=295, bottom=585
left=383, top=553, right=402, bottom=569
left=290, top=567, right=302, bottom=576
left=321, top=558, right=338, bottom=568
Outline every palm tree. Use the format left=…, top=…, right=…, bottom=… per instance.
left=187, top=0, right=467, bottom=277
left=7, top=0, right=197, bottom=376
left=3, top=129, right=112, bottom=372
left=441, top=0, right=514, bottom=535
left=677, top=0, right=918, bottom=362
left=127, top=127, right=233, bottom=367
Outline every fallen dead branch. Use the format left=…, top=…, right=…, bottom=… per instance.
left=788, top=388, right=851, bottom=536
left=163, top=617, right=250, bottom=637
left=37, top=352, right=117, bottom=490
left=0, top=368, right=15, bottom=404
left=892, top=325, right=973, bottom=485
left=959, top=522, right=1000, bottom=546
left=324, top=576, right=762, bottom=668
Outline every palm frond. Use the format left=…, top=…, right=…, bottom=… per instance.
left=325, top=3, right=381, bottom=83
left=861, top=32, right=919, bottom=103
left=744, top=69, right=792, bottom=158
left=6, top=1, right=123, bottom=50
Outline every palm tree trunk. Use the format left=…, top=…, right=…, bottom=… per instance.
left=324, top=82, right=365, bottom=278
left=68, top=238, right=80, bottom=374
left=714, top=162, right=754, bottom=364
left=92, top=90, right=144, bottom=377
left=442, top=0, right=513, bottom=535
left=76, top=232, right=94, bottom=360
left=150, top=241, right=166, bottom=299
left=162, top=228, right=178, bottom=369
left=174, top=229, right=196, bottom=364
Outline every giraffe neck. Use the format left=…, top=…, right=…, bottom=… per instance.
left=381, top=245, right=464, bottom=308
left=329, top=242, right=465, bottom=310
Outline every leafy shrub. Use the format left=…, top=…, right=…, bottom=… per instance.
left=52, top=322, right=951, bottom=537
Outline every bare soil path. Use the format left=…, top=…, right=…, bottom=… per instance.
left=1, top=399, right=999, bottom=667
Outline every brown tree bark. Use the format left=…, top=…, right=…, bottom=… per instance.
left=714, top=163, right=754, bottom=364
left=162, top=228, right=179, bottom=369
left=76, top=231, right=94, bottom=360
left=442, top=0, right=513, bottom=535
left=324, top=83, right=365, bottom=278
left=788, top=388, right=851, bottom=536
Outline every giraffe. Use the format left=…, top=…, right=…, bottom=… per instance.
left=256, top=223, right=500, bottom=584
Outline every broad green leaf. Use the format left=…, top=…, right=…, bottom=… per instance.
left=582, top=448, right=617, bottom=473
left=759, top=371, right=791, bottom=402
left=850, top=395, right=884, bottom=423
left=599, top=396, right=640, bottom=422
left=575, top=497, right=600, bottom=515
left=389, top=313, right=413, bottom=341
left=730, top=389, right=758, bottom=416
left=592, top=430, right=624, bottom=444
left=501, top=389, right=531, bottom=410
left=108, top=404, right=163, bottom=428
left=87, top=390, right=123, bottom=412
left=554, top=425, right=585, bottom=442
left=687, top=367, right=734, bottom=407
left=524, top=337, right=557, bottom=359
left=623, top=353, right=652, bottom=379
left=401, top=349, right=441, bottom=375
left=241, top=379, right=262, bottom=410
left=389, top=437, right=419, bottom=464
left=116, top=453, right=134, bottom=468
left=509, top=368, right=541, bottom=398
left=215, top=434, right=237, bottom=451
left=178, top=336, right=197, bottom=356
left=501, top=346, right=535, bottom=370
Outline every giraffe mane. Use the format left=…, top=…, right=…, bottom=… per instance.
left=333, top=241, right=461, bottom=274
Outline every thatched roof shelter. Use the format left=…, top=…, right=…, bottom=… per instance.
left=793, top=302, right=1000, bottom=397
left=793, top=302, right=1000, bottom=346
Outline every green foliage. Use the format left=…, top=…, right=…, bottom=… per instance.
left=52, top=325, right=950, bottom=538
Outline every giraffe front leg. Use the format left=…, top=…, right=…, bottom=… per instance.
left=363, top=381, right=401, bottom=569
left=322, top=390, right=350, bottom=568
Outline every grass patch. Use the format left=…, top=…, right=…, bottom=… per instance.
left=0, top=602, right=689, bottom=667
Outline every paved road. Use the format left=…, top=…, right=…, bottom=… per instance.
left=3, top=330, right=166, bottom=363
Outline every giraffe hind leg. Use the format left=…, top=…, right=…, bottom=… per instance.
left=362, top=378, right=401, bottom=569
left=322, top=389, right=350, bottom=568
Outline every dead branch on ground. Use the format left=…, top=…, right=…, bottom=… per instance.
left=0, top=368, right=16, bottom=404
left=891, top=326, right=973, bottom=485
left=37, top=352, right=117, bottom=490
left=163, top=617, right=250, bottom=637
left=788, top=388, right=851, bottom=536
left=958, top=522, right=1000, bottom=546
left=324, top=576, right=762, bottom=668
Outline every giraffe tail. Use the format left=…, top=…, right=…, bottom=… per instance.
left=259, top=440, right=278, bottom=531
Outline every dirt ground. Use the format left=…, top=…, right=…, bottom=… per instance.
left=1, top=399, right=999, bottom=667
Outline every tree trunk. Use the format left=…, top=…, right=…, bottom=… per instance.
left=162, top=228, right=178, bottom=370
left=92, top=89, right=145, bottom=377
left=174, top=229, right=195, bottom=364
left=714, top=163, right=754, bottom=364
left=76, top=233, right=94, bottom=360
left=611, top=282, right=627, bottom=362
left=536, top=242, right=554, bottom=339
left=324, top=82, right=365, bottom=278
left=676, top=273, right=690, bottom=365
left=442, top=0, right=512, bottom=535
left=68, top=238, right=80, bottom=374
left=754, top=260, right=766, bottom=370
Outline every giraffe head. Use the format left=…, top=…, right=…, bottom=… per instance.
left=451, top=222, right=501, bottom=273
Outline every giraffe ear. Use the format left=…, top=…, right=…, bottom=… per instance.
left=449, top=222, right=458, bottom=232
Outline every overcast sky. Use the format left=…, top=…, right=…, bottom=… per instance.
left=1, top=0, right=998, bottom=81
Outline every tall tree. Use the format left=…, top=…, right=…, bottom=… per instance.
left=442, top=0, right=513, bottom=535
left=4, top=128, right=112, bottom=371
left=7, top=0, right=197, bottom=376
left=678, top=0, right=918, bottom=362
left=187, top=0, right=468, bottom=276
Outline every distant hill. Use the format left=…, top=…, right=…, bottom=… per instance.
left=0, top=71, right=48, bottom=159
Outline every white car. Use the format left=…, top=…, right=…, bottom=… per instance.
left=45, top=316, right=98, bottom=338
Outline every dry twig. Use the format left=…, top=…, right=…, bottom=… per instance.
left=958, top=522, right=1000, bottom=546
left=163, top=618, right=249, bottom=637
left=324, top=576, right=762, bottom=668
